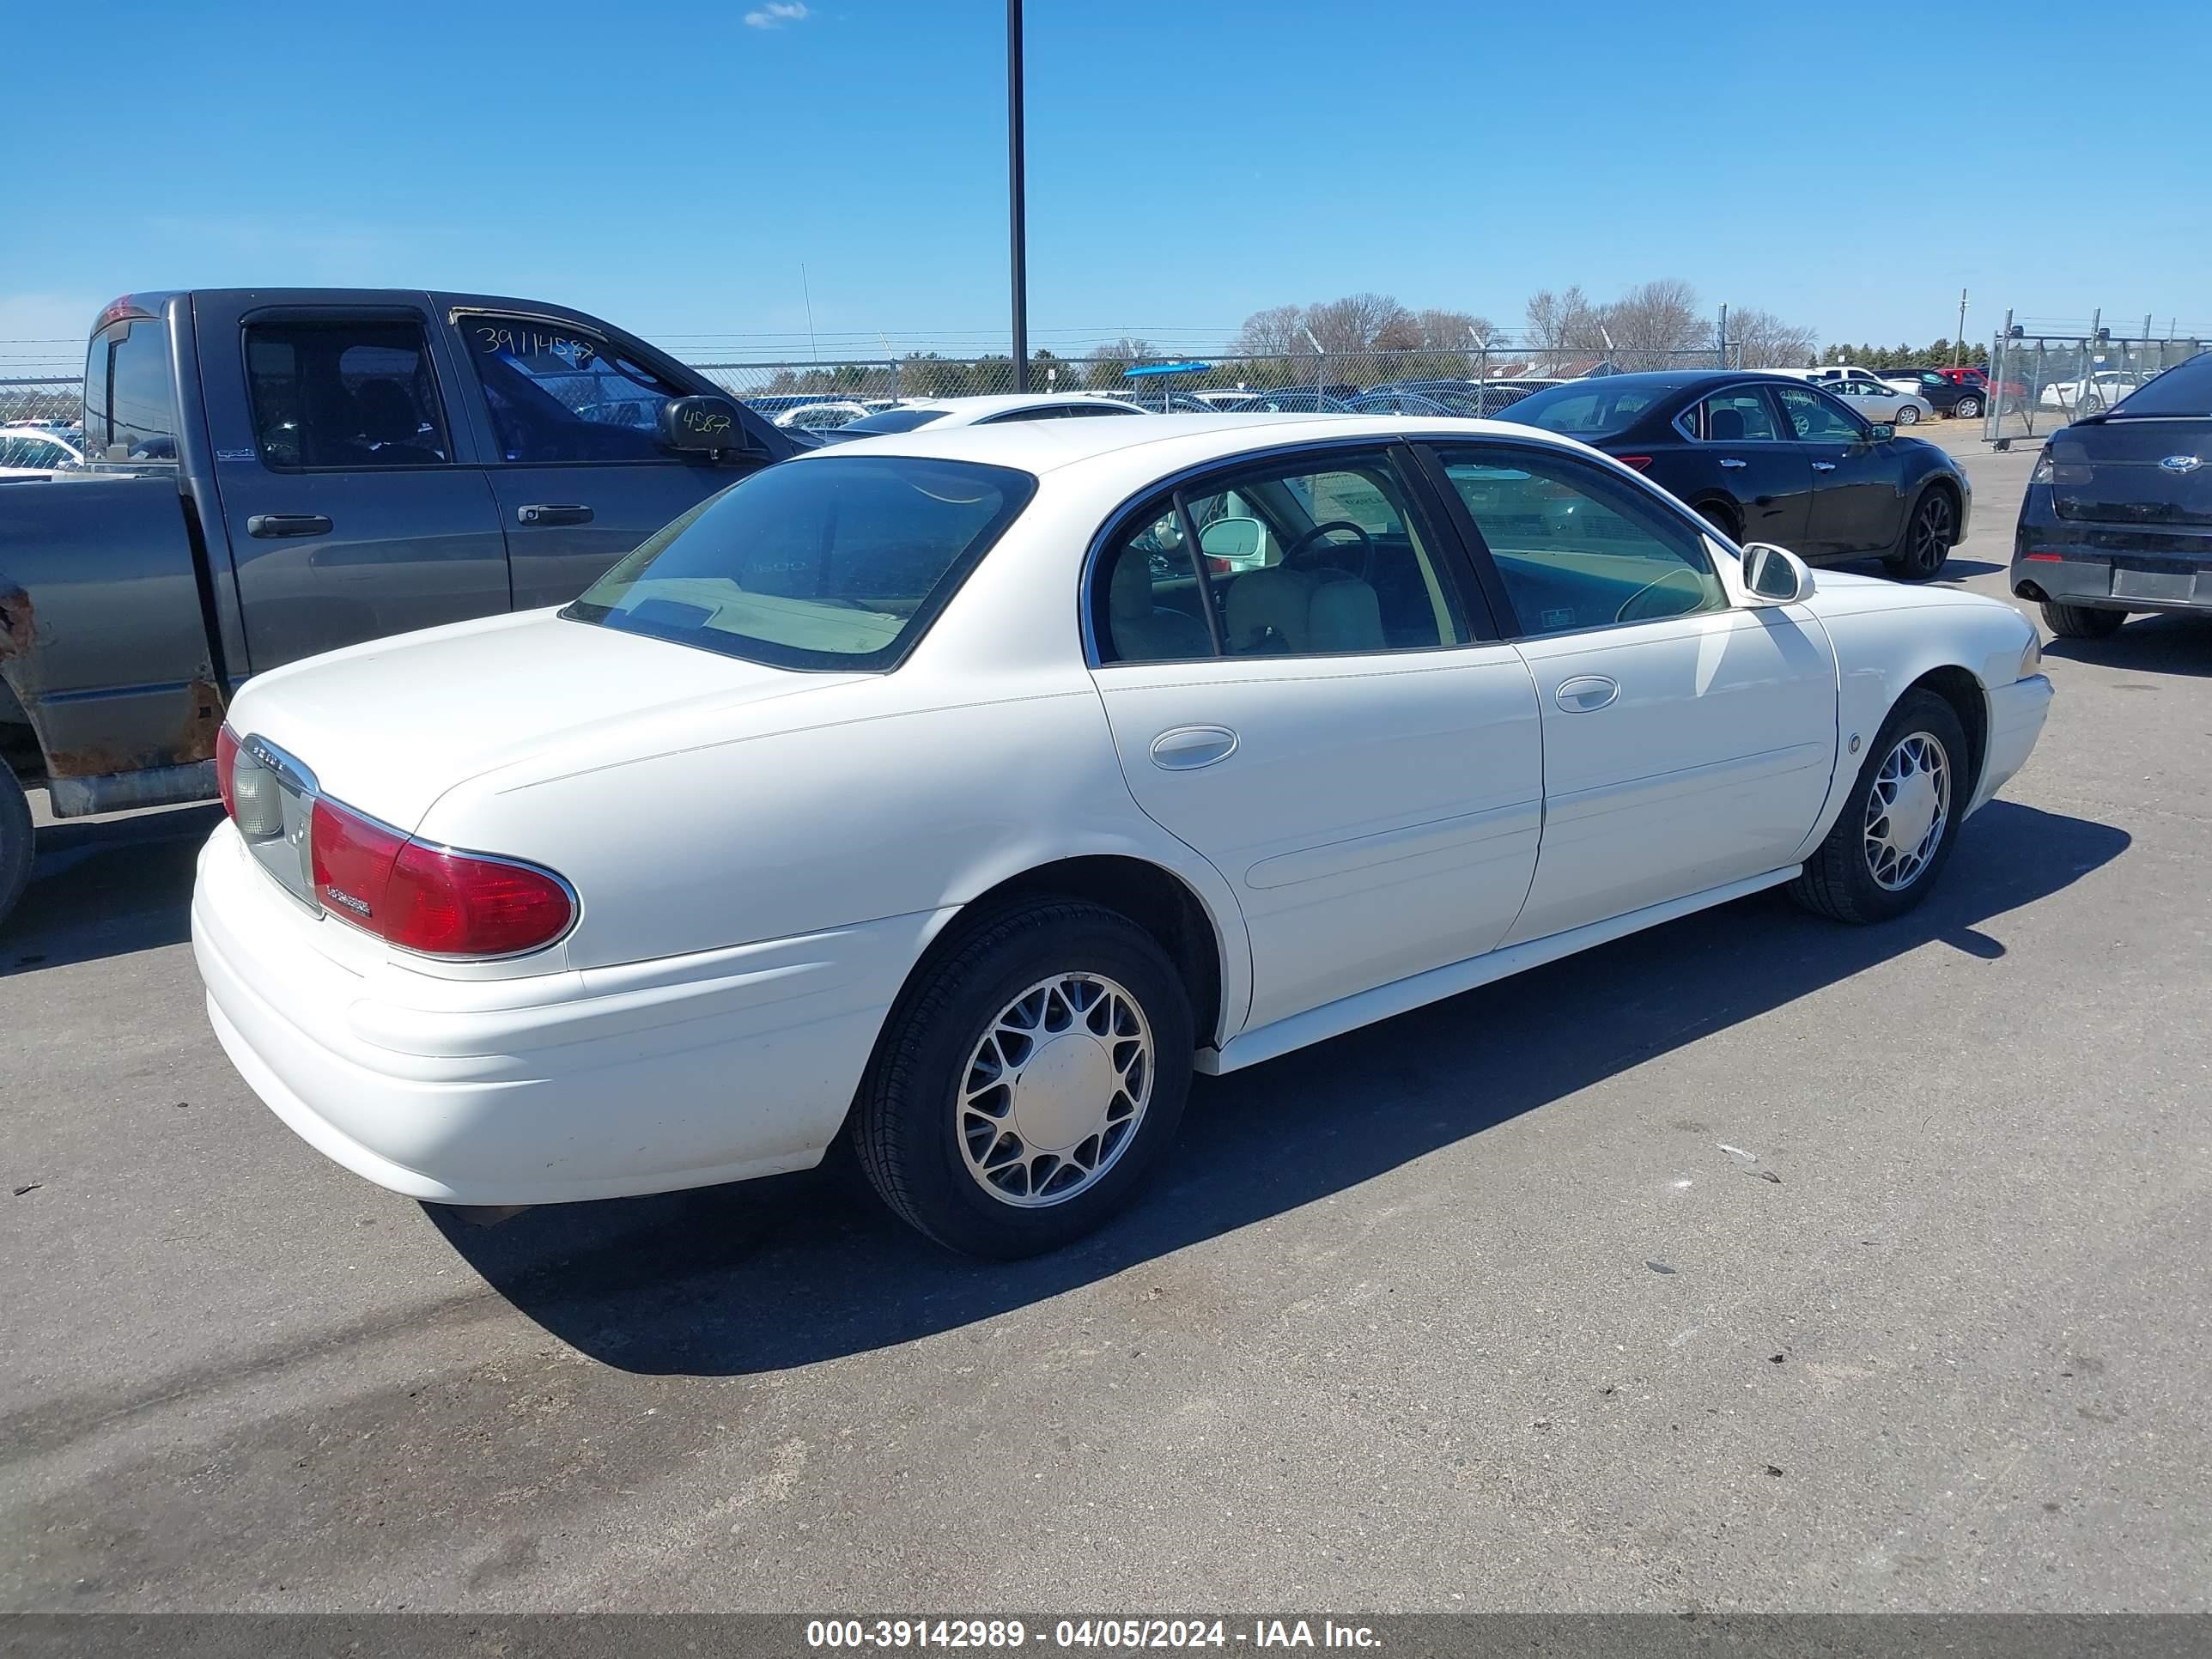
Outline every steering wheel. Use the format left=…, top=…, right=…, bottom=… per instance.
left=1616, top=566, right=1707, bottom=623
left=1284, top=520, right=1374, bottom=582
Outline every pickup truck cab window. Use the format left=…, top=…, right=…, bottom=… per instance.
left=83, top=319, right=179, bottom=464
left=245, top=319, right=453, bottom=468
left=462, top=313, right=688, bottom=464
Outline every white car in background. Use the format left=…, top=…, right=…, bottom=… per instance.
left=810, top=392, right=1153, bottom=442
left=192, top=415, right=2051, bottom=1259
left=0, top=426, right=87, bottom=475
left=2039, top=370, right=2154, bottom=415
left=772, top=399, right=872, bottom=432
left=1821, top=378, right=1936, bottom=425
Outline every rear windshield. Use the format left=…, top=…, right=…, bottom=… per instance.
left=564, top=455, right=1036, bottom=671
left=835, top=407, right=952, bottom=435
left=2106, top=354, right=2211, bottom=418
left=1504, top=381, right=1661, bottom=438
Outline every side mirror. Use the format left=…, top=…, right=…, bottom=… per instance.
left=658, top=395, right=758, bottom=458
left=1867, top=422, right=1896, bottom=441
left=1741, top=542, right=1814, bottom=605
left=1198, top=515, right=1268, bottom=571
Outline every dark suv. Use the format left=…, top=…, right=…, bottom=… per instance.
left=1874, top=369, right=1987, bottom=420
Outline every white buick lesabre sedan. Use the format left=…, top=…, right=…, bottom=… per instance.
left=193, top=415, right=2053, bottom=1257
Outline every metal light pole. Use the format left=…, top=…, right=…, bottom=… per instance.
left=1007, top=0, right=1030, bottom=392
left=1954, top=289, right=1967, bottom=366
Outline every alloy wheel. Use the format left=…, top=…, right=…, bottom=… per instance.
left=1910, top=494, right=1954, bottom=574
left=1896, top=404, right=1920, bottom=423
left=1863, top=732, right=1951, bottom=891
left=1956, top=397, right=1981, bottom=418
left=957, top=973, right=1153, bottom=1207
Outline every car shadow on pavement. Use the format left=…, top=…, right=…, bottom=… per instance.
left=1, top=803, right=222, bottom=975
left=431, top=799, right=2129, bottom=1377
left=2042, top=613, right=2212, bottom=679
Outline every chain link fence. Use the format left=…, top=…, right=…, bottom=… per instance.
left=0, top=378, right=79, bottom=428
left=693, top=345, right=1743, bottom=424
left=1, top=343, right=1753, bottom=439
left=1981, top=317, right=2206, bottom=446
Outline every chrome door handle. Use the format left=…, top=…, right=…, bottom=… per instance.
left=1149, top=725, right=1238, bottom=770
left=1554, top=676, right=1620, bottom=713
left=1811, top=461, right=1838, bottom=472
left=1718, top=458, right=1747, bottom=469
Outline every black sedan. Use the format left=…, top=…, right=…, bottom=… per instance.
left=1503, top=371, right=1971, bottom=580
left=2010, top=349, right=2211, bottom=640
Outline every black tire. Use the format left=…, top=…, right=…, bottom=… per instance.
left=1694, top=501, right=1741, bottom=543
left=853, top=899, right=1194, bottom=1258
left=1894, top=404, right=1921, bottom=424
left=0, top=768, right=31, bottom=936
left=1882, top=484, right=1957, bottom=581
left=2042, top=600, right=2124, bottom=639
left=1954, top=395, right=1982, bottom=419
left=2081, top=396, right=2105, bottom=416
left=1789, top=688, right=1970, bottom=925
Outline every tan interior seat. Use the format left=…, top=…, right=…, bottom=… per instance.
left=1224, top=562, right=1384, bottom=654
left=1108, top=551, right=1213, bottom=661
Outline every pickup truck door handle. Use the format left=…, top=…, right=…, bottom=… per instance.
left=515, top=503, right=595, bottom=526
left=1149, top=725, right=1238, bottom=770
left=246, top=513, right=332, bottom=538
left=1554, top=675, right=1620, bottom=713
left=1811, top=461, right=1838, bottom=472
left=1718, top=458, right=1747, bottom=469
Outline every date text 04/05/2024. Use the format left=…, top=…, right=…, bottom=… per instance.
left=804, top=1620, right=1382, bottom=1650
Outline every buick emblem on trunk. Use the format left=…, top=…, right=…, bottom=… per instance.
left=2159, top=454, right=2202, bottom=473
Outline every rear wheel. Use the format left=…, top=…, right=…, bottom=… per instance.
left=2081, top=395, right=2106, bottom=416
left=0, top=769, right=31, bottom=935
left=854, top=900, right=1194, bottom=1258
left=1954, top=395, right=1983, bottom=419
left=1894, top=404, right=1921, bottom=424
left=1883, top=486, right=1956, bottom=581
left=1694, top=501, right=1741, bottom=543
left=2041, top=600, right=2125, bottom=639
left=1790, top=689, right=1968, bottom=924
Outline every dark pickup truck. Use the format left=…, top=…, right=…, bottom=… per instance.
left=0, top=288, right=797, bottom=927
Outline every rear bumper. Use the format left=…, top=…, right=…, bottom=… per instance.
left=1968, top=674, right=2053, bottom=817
left=2012, top=507, right=2212, bottom=615
left=191, top=822, right=937, bottom=1206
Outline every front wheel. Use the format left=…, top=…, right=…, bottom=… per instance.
left=1883, top=487, right=1956, bottom=581
left=2042, top=600, right=2124, bottom=639
left=854, top=900, right=1194, bottom=1258
left=1954, top=395, right=1983, bottom=419
left=2081, top=396, right=2106, bottom=416
left=1790, top=689, right=1969, bottom=924
left=1894, top=404, right=1921, bottom=424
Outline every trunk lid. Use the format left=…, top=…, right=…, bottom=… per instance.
left=227, top=609, right=862, bottom=830
left=2048, top=418, right=2212, bottom=526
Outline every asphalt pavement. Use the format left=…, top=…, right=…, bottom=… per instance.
left=3, top=428, right=2208, bottom=1612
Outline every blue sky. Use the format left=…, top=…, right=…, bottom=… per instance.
left=9, top=0, right=2209, bottom=372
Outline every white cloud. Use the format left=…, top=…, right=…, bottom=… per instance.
left=744, top=2, right=810, bottom=27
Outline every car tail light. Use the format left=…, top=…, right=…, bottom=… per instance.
left=2023, top=550, right=2067, bottom=562
left=216, top=725, right=239, bottom=819
left=310, top=796, right=574, bottom=957
left=1615, top=454, right=1655, bottom=471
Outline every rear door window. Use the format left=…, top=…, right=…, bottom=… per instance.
left=83, top=319, right=179, bottom=463
left=460, top=314, right=687, bottom=463
left=1691, top=387, right=1783, bottom=441
left=244, top=319, right=453, bottom=469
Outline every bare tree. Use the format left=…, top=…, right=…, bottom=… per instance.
left=1524, top=285, right=1601, bottom=371
left=1725, top=307, right=1819, bottom=368
left=1600, top=278, right=1711, bottom=369
left=1234, top=305, right=1306, bottom=359
left=1413, top=307, right=1495, bottom=351
left=1304, top=293, right=1416, bottom=356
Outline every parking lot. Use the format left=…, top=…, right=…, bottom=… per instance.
left=3, top=428, right=2207, bottom=1613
